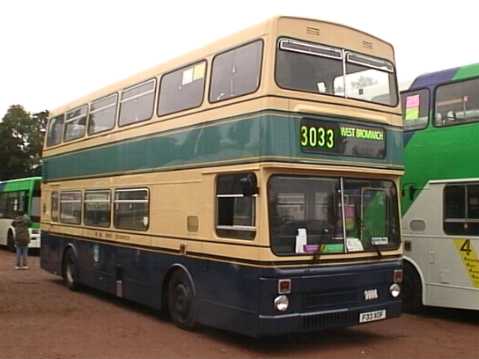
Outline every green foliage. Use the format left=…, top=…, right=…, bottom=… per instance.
left=0, top=105, right=48, bottom=180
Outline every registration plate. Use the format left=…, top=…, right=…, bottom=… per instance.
left=359, top=309, right=386, bottom=323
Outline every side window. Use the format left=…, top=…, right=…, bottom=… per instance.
left=401, top=89, right=430, bottom=130
left=216, top=173, right=256, bottom=240
left=444, top=184, right=479, bottom=235
left=88, top=93, right=118, bottom=135
left=209, top=40, right=263, bottom=103
left=60, top=191, right=82, bottom=225
left=64, top=105, right=88, bottom=142
left=435, top=77, right=479, bottom=127
left=51, top=191, right=59, bottom=222
left=84, top=190, right=111, bottom=227
left=114, top=189, right=149, bottom=231
left=46, top=114, right=64, bottom=147
left=118, top=79, right=156, bottom=126
left=158, top=61, right=206, bottom=116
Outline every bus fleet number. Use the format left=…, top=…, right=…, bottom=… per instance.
left=300, top=125, right=335, bottom=149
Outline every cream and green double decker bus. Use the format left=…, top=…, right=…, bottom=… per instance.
left=40, top=17, right=403, bottom=336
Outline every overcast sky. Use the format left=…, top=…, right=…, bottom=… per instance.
left=0, top=0, right=476, bottom=118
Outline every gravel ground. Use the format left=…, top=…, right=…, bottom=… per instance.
left=1, top=248, right=478, bottom=359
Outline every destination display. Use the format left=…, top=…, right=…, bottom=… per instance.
left=299, top=118, right=386, bottom=159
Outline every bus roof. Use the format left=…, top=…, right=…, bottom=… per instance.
left=0, top=177, right=41, bottom=192
left=408, top=63, right=479, bottom=91
left=49, top=16, right=396, bottom=117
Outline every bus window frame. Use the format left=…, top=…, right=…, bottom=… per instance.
left=267, top=174, right=401, bottom=257
left=443, top=183, right=479, bottom=236
left=46, top=114, right=65, bottom=148
left=113, top=187, right=150, bottom=231
left=83, top=189, right=112, bottom=228
left=274, top=36, right=399, bottom=108
left=63, top=104, right=89, bottom=143
left=208, top=39, right=264, bottom=104
left=118, top=78, right=157, bottom=128
left=433, top=75, right=479, bottom=128
left=214, top=173, right=257, bottom=241
left=157, top=59, right=208, bottom=117
left=401, top=87, right=431, bottom=132
left=51, top=191, right=59, bottom=222
left=59, top=190, right=83, bottom=225
left=87, top=92, right=119, bottom=136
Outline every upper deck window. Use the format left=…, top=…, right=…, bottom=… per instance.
left=434, top=77, right=479, bottom=127
left=119, top=79, right=156, bottom=127
left=88, top=93, right=118, bottom=135
left=209, top=40, right=263, bottom=103
left=46, top=114, right=64, bottom=147
left=158, top=61, right=206, bottom=116
left=64, top=105, right=88, bottom=142
left=401, top=89, right=430, bottom=130
left=276, top=38, right=398, bottom=107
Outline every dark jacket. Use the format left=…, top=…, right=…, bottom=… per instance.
left=13, top=214, right=31, bottom=246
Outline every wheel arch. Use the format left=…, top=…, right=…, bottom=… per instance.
left=61, top=243, right=79, bottom=270
left=403, top=256, right=426, bottom=305
left=161, top=263, right=197, bottom=310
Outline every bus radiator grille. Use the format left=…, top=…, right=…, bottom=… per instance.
left=302, top=310, right=357, bottom=330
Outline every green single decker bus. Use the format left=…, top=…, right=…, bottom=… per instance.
left=0, top=177, right=42, bottom=250
left=401, top=63, right=479, bottom=311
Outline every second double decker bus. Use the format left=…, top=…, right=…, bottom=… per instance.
left=41, top=16, right=403, bottom=336
left=401, top=63, right=479, bottom=312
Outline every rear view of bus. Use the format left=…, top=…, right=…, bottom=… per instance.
left=0, top=177, right=42, bottom=250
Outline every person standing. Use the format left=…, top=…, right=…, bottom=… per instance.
left=12, top=211, right=31, bottom=270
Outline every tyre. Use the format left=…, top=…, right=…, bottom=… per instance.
left=62, top=249, right=80, bottom=291
left=167, top=270, right=197, bottom=330
left=7, top=231, right=15, bottom=252
left=402, top=262, right=422, bottom=313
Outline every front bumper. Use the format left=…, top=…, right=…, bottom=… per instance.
left=258, top=301, right=401, bottom=335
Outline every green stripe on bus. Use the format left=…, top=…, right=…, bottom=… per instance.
left=453, top=63, right=479, bottom=81
left=43, top=113, right=403, bottom=181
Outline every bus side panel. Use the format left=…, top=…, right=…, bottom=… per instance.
left=39, top=232, right=261, bottom=334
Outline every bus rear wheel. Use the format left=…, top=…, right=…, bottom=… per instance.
left=7, top=231, right=15, bottom=252
left=167, top=270, right=196, bottom=330
left=402, top=262, right=422, bottom=313
left=62, top=249, right=79, bottom=291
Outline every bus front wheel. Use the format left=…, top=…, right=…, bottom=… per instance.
left=62, top=249, right=79, bottom=291
left=402, top=262, right=422, bottom=313
left=167, top=270, right=197, bottom=330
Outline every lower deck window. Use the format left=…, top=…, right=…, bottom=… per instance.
left=444, top=184, right=479, bottom=235
left=216, top=173, right=256, bottom=240
left=60, top=191, right=82, bottom=225
left=114, top=189, right=149, bottom=230
left=85, top=190, right=111, bottom=227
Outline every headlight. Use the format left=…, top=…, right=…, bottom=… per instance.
left=389, top=283, right=401, bottom=298
left=274, top=295, right=289, bottom=312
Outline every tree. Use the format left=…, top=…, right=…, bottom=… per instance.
left=0, top=105, right=48, bottom=180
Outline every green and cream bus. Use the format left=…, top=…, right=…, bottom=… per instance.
left=401, top=63, right=479, bottom=312
left=0, top=177, right=42, bottom=250
left=41, top=16, right=403, bottom=336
